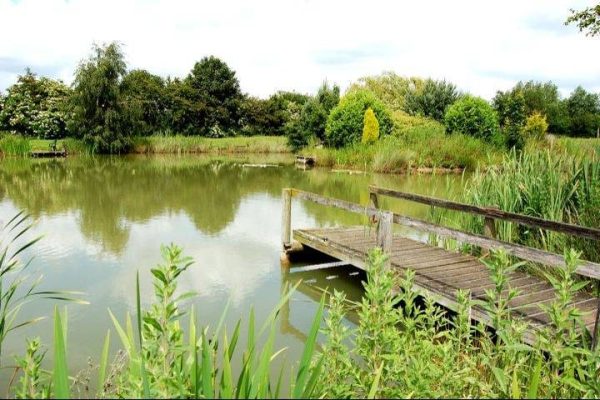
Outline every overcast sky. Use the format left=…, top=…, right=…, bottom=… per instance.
left=0, top=0, right=599, bottom=99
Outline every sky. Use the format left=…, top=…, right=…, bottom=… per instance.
left=0, top=0, right=599, bottom=99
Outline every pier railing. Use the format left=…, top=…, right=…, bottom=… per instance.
left=282, top=187, right=600, bottom=280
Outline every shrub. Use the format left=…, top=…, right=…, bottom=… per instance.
left=444, top=95, right=499, bottom=141
left=405, top=78, right=459, bottom=121
left=391, top=111, right=444, bottom=136
left=325, top=89, right=393, bottom=148
left=522, top=112, right=549, bottom=141
left=361, top=108, right=379, bottom=144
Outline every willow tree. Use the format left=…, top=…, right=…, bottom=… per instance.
left=69, top=42, right=135, bottom=153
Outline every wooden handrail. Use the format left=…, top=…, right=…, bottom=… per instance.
left=289, top=188, right=600, bottom=280
left=369, top=185, right=600, bottom=241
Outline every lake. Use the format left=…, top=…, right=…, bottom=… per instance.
left=0, top=154, right=463, bottom=392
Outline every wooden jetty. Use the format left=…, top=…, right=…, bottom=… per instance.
left=295, top=155, right=315, bottom=169
left=281, top=186, right=600, bottom=347
left=30, top=149, right=67, bottom=158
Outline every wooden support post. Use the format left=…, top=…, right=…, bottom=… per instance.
left=377, top=211, right=393, bottom=261
left=483, top=210, right=497, bottom=256
left=369, top=192, right=380, bottom=224
left=282, top=188, right=292, bottom=249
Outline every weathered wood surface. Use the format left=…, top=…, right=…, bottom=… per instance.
left=293, top=226, right=599, bottom=344
left=369, top=185, right=600, bottom=241
left=290, top=189, right=600, bottom=280
left=30, top=150, right=67, bottom=158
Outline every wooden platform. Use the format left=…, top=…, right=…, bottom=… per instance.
left=294, top=226, right=598, bottom=344
left=30, top=150, right=66, bottom=158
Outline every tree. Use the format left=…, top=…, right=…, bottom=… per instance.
left=566, top=86, right=600, bottom=137
left=513, top=81, right=569, bottom=134
left=70, top=42, right=134, bottom=153
left=184, top=56, right=243, bottom=135
left=492, top=89, right=526, bottom=148
left=0, top=69, right=71, bottom=139
left=241, top=91, right=309, bottom=137
left=444, top=95, right=499, bottom=141
left=566, top=4, right=600, bottom=37
left=286, top=82, right=340, bottom=151
left=361, top=108, right=379, bottom=144
left=405, top=78, right=459, bottom=121
left=121, top=69, right=167, bottom=136
left=347, top=72, right=424, bottom=112
left=325, top=89, right=393, bottom=147
left=522, top=112, right=549, bottom=141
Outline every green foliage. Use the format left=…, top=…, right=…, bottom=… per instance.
left=120, top=69, right=168, bottom=136
left=13, top=244, right=325, bottom=398
left=493, top=89, right=526, bottom=148
left=318, top=247, right=599, bottom=398
left=462, top=149, right=600, bottom=262
left=184, top=56, right=244, bottom=136
left=522, top=112, right=549, bottom=141
left=0, top=134, right=31, bottom=156
left=405, top=78, right=459, bottom=121
left=515, top=81, right=568, bottom=133
left=0, top=212, right=83, bottom=363
left=325, top=89, right=393, bottom=148
left=0, top=69, right=71, bottom=139
left=361, top=108, right=379, bottom=144
left=444, top=95, right=499, bottom=141
left=566, top=86, right=600, bottom=137
left=70, top=42, right=134, bottom=153
left=566, top=4, right=600, bottom=37
left=287, top=82, right=340, bottom=151
left=347, top=72, right=424, bottom=112
left=242, top=91, right=309, bottom=137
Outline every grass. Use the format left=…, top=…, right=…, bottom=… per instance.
left=7, top=245, right=600, bottom=398
left=304, top=122, right=502, bottom=173
left=551, top=136, right=600, bottom=160
left=0, top=135, right=31, bottom=156
left=132, top=135, right=291, bottom=154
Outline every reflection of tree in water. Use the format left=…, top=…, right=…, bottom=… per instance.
left=0, top=156, right=309, bottom=254
left=0, top=156, right=463, bottom=256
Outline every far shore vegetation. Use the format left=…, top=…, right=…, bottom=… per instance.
left=1, top=41, right=599, bottom=174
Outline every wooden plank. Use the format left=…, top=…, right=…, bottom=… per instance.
left=289, top=260, right=350, bottom=273
left=391, top=213, right=600, bottom=280
left=281, top=189, right=292, bottom=247
left=369, top=185, right=600, bottom=241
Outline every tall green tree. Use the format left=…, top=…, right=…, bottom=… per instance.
left=184, top=56, right=243, bottom=136
left=348, top=72, right=424, bottom=112
left=493, top=89, right=526, bottom=148
left=405, top=78, right=459, bottom=122
left=121, top=69, right=167, bottom=136
left=286, top=82, right=340, bottom=150
left=566, top=86, right=600, bottom=137
left=0, top=69, right=71, bottom=139
left=514, top=81, right=570, bottom=134
left=70, top=42, right=134, bottom=153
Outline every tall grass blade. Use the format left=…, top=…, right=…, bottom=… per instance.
left=97, top=330, right=110, bottom=397
left=368, top=362, right=384, bottom=399
left=293, top=295, right=325, bottom=398
left=53, top=306, right=69, bottom=399
left=135, top=271, right=150, bottom=399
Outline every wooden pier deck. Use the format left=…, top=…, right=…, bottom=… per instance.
left=282, top=187, right=600, bottom=347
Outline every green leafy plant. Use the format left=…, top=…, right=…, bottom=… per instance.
left=325, top=89, right=393, bottom=148
left=444, top=95, right=500, bottom=141
left=361, top=108, right=379, bottom=144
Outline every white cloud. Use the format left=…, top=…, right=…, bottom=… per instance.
left=0, top=0, right=598, bottom=99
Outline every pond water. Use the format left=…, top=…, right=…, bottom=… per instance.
left=0, top=154, right=463, bottom=392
